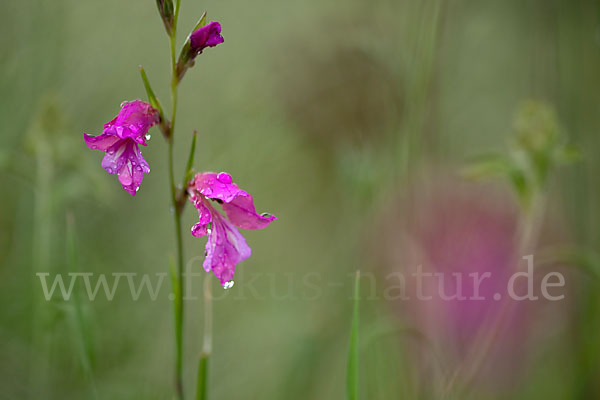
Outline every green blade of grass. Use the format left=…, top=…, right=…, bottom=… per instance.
left=347, top=271, right=360, bottom=400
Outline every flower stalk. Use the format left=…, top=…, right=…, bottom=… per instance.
left=166, top=1, right=185, bottom=398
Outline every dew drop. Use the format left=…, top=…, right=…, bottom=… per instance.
left=145, top=134, right=151, bottom=141
left=223, top=280, right=234, bottom=290
left=217, top=172, right=233, bottom=184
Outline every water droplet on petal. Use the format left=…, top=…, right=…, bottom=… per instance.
left=223, top=280, right=234, bottom=290
left=217, top=172, right=232, bottom=184
left=145, top=134, right=151, bottom=141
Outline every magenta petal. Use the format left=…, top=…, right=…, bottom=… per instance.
left=190, top=21, right=224, bottom=55
left=203, top=209, right=251, bottom=286
left=193, top=172, right=246, bottom=203
left=101, top=140, right=127, bottom=175
left=101, top=139, right=149, bottom=196
left=222, top=193, right=277, bottom=230
left=84, top=132, right=121, bottom=152
left=191, top=200, right=212, bottom=237
left=103, top=100, right=159, bottom=141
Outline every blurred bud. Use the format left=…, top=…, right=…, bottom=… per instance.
left=466, top=100, right=577, bottom=210
left=176, top=17, right=224, bottom=82
left=511, top=100, right=574, bottom=187
left=514, top=100, right=559, bottom=155
left=156, top=0, right=175, bottom=35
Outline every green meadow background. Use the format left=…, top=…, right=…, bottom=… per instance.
left=1, top=0, right=599, bottom=399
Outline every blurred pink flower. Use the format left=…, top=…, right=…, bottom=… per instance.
left=83, top=100, right=159, bottom=196
left=188, top=172, right=276, bottom=287
left=373, top=176, right=546, bottom=392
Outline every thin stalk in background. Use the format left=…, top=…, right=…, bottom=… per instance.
left=396, top=0, right=445, bottom=179
left=65, top=213, right=98, bottom=400
left=28, top=115, right=54, bottom=398
left=346, top=271, right=361, bottom=400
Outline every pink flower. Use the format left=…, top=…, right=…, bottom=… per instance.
left=188, top=172, right=276, bottom=287
left=83, top=100, right=159, bottom=196
left=372, top=175, right=565, bottom=393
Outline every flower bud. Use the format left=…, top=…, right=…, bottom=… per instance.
left=176, top=20, right=224, bottom=82
left=156, top=0, right=175, bottom=35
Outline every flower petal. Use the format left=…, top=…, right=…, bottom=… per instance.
left=101, top=139, right=150, bottom=195
left=191, top=200, right=212, bottom=237
left=101, top=139, right=128, bottom=175
left=103, top=100, right=159, bottom=142
left=83, top=132, right=121, bottom=152
left=222, top=192, right=277, bottom=230
left=203, top=207, right=251, bottom=286
left=193, top=172, right=246, bottom=203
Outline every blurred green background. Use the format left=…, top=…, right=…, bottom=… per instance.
left=1, top=0, right=600, bottom=399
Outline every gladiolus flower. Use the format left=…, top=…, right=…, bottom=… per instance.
left=83, top=100, right=159, bottom=196
left=188, top=172, right=276, bottom=287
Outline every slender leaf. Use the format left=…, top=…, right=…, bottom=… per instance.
left=184, top=130, right=198, bottom=184
left=138, top=65, right=165, bottom=119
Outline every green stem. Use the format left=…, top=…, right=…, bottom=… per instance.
left=168, top=1, right=184, bottom=398
left=170, top=137, right=185, bottom=400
